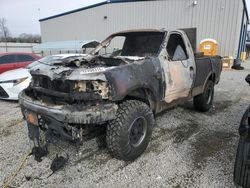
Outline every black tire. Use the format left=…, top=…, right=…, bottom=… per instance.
left=193, top=80, right=214, bottom=112
left=106, top=100, right=154, bottom=161
left=234, top=137, right=250, bottom=187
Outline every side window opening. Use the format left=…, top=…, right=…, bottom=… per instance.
left=16, top=55, right=35, bottom=62
left=166, top=34, right=188, bottom=61
left=0, top=55, right=16, bottom=64
left=98, top=36, right=125, bottom=56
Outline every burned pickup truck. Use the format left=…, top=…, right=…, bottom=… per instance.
left=19, top=29, right=222, bottom=161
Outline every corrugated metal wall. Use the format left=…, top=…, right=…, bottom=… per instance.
left=40, top=0, right=244, bottom=57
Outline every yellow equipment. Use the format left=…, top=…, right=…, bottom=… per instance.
left=241, top=52, right=246, bottom=61
left=199, top=39, right=218, bottom=56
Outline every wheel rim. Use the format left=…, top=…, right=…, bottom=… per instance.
left=129, top=116, right=147, bottom=147
left=206, top=86, right=213, bottom=105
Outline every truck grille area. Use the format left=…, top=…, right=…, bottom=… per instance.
left=32, top=76, right=73, bottom=92
left=0, top=86, right=9, bottom=98
left=27, top=76, right=105, bottom=104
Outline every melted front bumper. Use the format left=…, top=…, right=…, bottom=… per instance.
left=19, top=91, right=118, bottom=124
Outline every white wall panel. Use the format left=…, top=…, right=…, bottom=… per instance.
left=40, top=0, right=245, bottom=57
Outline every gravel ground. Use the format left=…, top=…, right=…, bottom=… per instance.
left=0, top=61, right=250, bottom=188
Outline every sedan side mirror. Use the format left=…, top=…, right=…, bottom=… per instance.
left=245, top=74, right=250, bottom=85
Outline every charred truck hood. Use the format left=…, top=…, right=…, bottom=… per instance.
left=19, top=53, right=163, bottom=134
left=29, top=55, right=145, bottom=81
left=25, top=54, right=163, bottom=103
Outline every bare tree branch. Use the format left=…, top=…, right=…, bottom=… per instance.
left=0, top=17, right=41, bottom=43
left=0, top=17, right=11, bottom=42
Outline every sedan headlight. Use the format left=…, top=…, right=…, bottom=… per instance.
left=0, top=77, right=28, bottom=86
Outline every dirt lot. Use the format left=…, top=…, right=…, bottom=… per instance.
left=0, top=61, right=250, bottom=188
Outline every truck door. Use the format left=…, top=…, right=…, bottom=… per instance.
left=163, top=32, right=195, bottom=103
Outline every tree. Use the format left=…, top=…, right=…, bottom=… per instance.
left=0, top=17, right=10, bottom=42
left=0, top=18, right=41, bottom=43
left=19, top=33, right=41, bottom=43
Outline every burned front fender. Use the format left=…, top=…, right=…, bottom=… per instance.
left=104, top=57, right=164, bottom=101
left=28, top=56, right=164, bottom=102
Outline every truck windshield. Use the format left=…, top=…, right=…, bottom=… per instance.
left=96, top=32, right=165, bottom=57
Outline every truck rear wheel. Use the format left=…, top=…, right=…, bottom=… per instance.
left=106, top=100, right=154, bottom=161
left=193, top=80, right=214, bottom=112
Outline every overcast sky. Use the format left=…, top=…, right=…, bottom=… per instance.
left=0, top=0, right=250, bottom=37
left=0, top=0, right=104, bottom=36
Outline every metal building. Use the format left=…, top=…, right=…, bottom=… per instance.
left=39, top=0, right=249, bottom=59
left=247, top=31, right=250, bottom=59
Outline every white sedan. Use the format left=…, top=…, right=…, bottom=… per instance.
left=0, top=68, right=31, bottom=100
left=0, top=54, right=90, bottom=100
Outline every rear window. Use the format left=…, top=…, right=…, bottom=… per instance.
left=16, top=54, right=35, bottom=62
left=0, top=55, right=16, bottom=64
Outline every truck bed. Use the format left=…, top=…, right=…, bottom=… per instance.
left=193, top=55, right=222, bottom=91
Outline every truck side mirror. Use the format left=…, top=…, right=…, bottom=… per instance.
left=245, top=74, right=250, bottom=85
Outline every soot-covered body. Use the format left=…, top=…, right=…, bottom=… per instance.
left=19, top=29, right=222, bottom=161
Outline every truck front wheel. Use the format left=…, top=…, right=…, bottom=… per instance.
left=193, top=80, right=214, bottom=112
left=106, top=100, right=154, bottom=161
